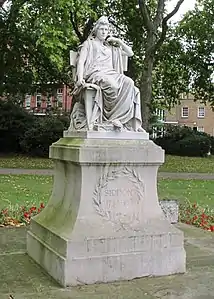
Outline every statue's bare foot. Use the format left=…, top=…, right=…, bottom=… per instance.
left=137, top=127, right=146, bottom=133
left=111, top=119, right=123, bottom=130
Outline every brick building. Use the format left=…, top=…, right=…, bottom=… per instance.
left=164, top=94, right=214, bottom=136
left=23, top=85, right=72, bottom=115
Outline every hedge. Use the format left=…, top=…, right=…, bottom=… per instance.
left=154, top=125, right=212, bottom=157
left=0, top=100, right=70, bottom=157
left=20, top=115, right=70, bottom=157
left=0, top=100, right=35, bottom=153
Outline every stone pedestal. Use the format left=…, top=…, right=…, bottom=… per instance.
left=27, top=134, right=186, bottom=287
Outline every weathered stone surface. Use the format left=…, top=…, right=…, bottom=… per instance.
left=68, top=16, right=144, bottom=132
left=64, top=130, right=149, bottom=140
left=160, top=200, right=179, bottom=224
left=27, top=137, right=185, bottom=287
left=1, top=224, right=214, bottom=298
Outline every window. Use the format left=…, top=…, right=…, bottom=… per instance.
left=47, top=94, right=52, bottom=108
left=197, top=127, right=204, bottom=132
left=198, top=107, right=205, bottom=118
left=57, top=95, right=63, bottom=108
left=25, top=95, right=31, bottom=109
left=36, top=94, right=42, bottom=108
left=57, top=88, right=63, bottom=94
left=156, top=109, right=165, bottom=122
left=181, top=107, right=189, bottom=118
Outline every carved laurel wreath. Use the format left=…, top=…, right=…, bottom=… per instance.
left=93, top=167, right=144, bottom=222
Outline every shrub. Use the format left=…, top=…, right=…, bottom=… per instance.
left=163, top=125, right=193, bottom=141
left=210, top=136, right=214, bottom=155
left=20, top=115, right=70, bottom=157
left=0, top=100, right=35, bottom=153
left=175, top=135, right=211, bottom=157
left=154, top=125, right=211, bottom=157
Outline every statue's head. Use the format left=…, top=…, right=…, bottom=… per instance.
left=91, top=16, right=110, bottom=41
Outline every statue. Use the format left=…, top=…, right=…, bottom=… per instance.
left=69, top=16, right=145, bottom=133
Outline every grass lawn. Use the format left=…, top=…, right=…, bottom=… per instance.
left=159, top=155, right=214, bottom=173
left=0, top=175, right=214, bottom=209
left=158, top=179, right=214, bottom=208
left=0, top=175, right=53, bottom=209
left=0, top=155, right=54, bottom=169
left=1, top=154, right=214, bottom=173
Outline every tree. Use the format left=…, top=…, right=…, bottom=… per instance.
left=151, top=0, right=214, bottom=110
left=5, top=0, right=213, bottom=131
left=176, top=0, right=214, bottom=104
left=0, top=0, right=107, bottom=96
left=108, top=0, right=185, bottom=129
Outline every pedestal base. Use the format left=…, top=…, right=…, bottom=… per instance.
left=27, top=136, right=186, bottom=287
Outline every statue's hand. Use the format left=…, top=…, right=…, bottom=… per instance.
left=76, top=79, right=85, bottom=88
left=106, top=36, right=120, bottom=44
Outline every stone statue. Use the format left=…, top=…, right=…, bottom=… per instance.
left=28, top=18, right=185, bottom=287
left=69, top=16, right=145, bottom=133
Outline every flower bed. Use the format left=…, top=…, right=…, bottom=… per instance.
left=179, top=201, right=214, bottom=232
left=0, top=203, right=45, bottom=227
left=1, top=201, right=214, bottom=232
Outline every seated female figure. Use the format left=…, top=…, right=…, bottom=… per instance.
left=70, top=16, right=144, bottom=132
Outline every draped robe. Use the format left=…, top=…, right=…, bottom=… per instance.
left=74, top=38, right=142, bottom=131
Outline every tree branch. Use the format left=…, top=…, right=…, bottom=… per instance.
left=153, top=0, right=164, bottom=29
left=138, top=0, right=153, bottom=32
left=165, top=0, right=185, bottom=23
left=82, top=17, right=94, bottom=41
left=154, top=0, right=185, bottom=52
left=70, top=10, right=84, bottom=43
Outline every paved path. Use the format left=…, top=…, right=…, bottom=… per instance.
left=1, top=223, right=214, bottom=298
left=1, top=167, right=214, bottom=179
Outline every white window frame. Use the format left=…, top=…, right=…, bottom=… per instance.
left=36, top=94, right=42, bottom=108
left=181, top=107, right=189, bottom=118
left=46, top=94, right=52, bottom=108
left=56, top=94, right=63, bottom=108
left=198, top=106, right=205, bottom=118
left=197, top=127, right=204, bottom=132
left=25, top=95, right=31, bottom=109
left=57, top=88, right=63, bottom=95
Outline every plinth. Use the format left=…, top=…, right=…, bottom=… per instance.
left=27, top=132, right=186, bottom=287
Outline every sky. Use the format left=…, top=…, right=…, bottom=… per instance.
left=167, top=0, right=197, bottom=22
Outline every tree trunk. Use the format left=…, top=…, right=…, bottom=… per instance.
left=140, top=35, right=155, bottom=131
left=140, top=56, right=154, bottom=131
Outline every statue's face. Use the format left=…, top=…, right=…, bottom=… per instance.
left=96, top=24, right=109, bottom=41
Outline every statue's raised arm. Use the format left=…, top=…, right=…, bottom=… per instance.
left=68, top=16, right=145, bottom=133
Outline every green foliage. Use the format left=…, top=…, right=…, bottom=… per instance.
left=155, top=125, right=211, bottom=157
left=1, top=0, right=213, bottom=126
left=0, top=100, right=35, bottom=152
left=20, top=114, right=70, bottom=157
left=153, top=36, right=190, bottom=109
left=0, top=0, right=108, bottom=96
left=155, top=0, right=214, bottom=109
left=176, top=0, right=214, bottom=104
left=175, top=135, right=211, bottom=157
left=0, top=100, right=69, bottom=156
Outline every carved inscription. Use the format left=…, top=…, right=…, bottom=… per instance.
left=93, top=167, right=144, bottom=226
